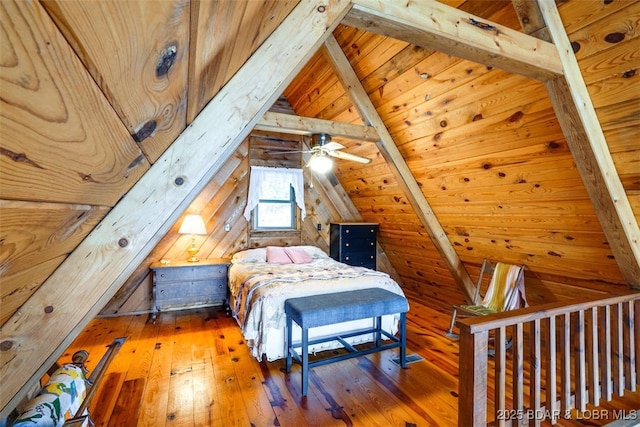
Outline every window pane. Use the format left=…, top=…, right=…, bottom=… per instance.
left=256, top=203, right=293, bottom=228
left=260, top=180, right=291, bottom=201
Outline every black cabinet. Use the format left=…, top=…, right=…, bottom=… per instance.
left=330, top=223, right=378, bottom=270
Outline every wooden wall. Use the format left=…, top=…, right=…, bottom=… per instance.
left=283, top=0, right=639, bottom=309
left=0, top=0, right=299, bottom=326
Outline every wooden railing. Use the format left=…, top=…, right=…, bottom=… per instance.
left=457, top=291, right=640, bottom=426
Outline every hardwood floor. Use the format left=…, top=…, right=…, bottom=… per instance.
left=57, top=293, right=640, bottom=426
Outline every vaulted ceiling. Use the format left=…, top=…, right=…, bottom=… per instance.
left=1, top=0, right=638, bottom=416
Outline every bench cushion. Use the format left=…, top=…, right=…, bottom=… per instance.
left=284, top=288, right=408, bottom=329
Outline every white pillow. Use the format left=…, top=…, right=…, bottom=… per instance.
left=231, top=248, right=266, bottom=263
left=296, top=245, right=329, bottom=259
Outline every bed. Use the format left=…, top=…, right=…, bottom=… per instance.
left=228, top=245, right=407, bottom=361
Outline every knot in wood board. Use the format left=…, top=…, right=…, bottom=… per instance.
left=156, top=45, right=177, bottom=77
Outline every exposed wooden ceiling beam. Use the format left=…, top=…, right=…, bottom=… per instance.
left=255, top=111, right=380, bottom=142
left=323, top=34, right=477, bottom=302
left=517, top=1, right=640, bottom=287
left=0, top=0, right=352, bottom=414
left=344, top=0, right=563, bottom=81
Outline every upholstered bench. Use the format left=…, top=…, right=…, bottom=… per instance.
left=284, top=288, right=409, bottom=396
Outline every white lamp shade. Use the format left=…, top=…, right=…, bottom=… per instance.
left=308, top=153, right=333, bottom=173
left=178, top=214, right=207, bottom=235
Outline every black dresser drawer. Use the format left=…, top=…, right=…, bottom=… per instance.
left=330, top=223, right=378, bottom=270
left=337, top=237, right=376, bottom=252
left=339, top=225, right=377, bottom=238
left=341, top=251, right=376, bottom=268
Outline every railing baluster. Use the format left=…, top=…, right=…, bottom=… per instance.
left=614, top=302, right=624, bottom=396
left=588, top=307, right=599, bottom=406
left=624, top=301, right=636, bottom=391
left=561, top=312, right=571, bottom=413
left=599, top=304, right=612, bottom=400
left=629, top=300, right=640, bottom=385
left=574, top=310, right=586, bottom=412
left=545, top=316, right=557, bottom=425
left=458, top=329, right=488, bottom=427
left=530, top=319, right=541, bottom=427
left=495, top=326, right=507, bottom=427
left=513, top=323, right=525, bottom=427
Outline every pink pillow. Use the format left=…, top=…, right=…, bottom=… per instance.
left=266, top=246, right=292, bottom=264
left=284, top=247, right=313, bottom=264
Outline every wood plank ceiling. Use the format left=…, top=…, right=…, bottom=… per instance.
left=1, top=0, right=638, bottom=416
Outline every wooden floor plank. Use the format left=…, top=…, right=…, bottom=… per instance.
left=223, top=314, right=282, bottom=426
left=89, top=372, right=124, bottom=427
left=208, top=314, right=252, bottom=426
left=190, top=310, right=217, bottom=427
left=166, top=311, right=196, bottom=426
left=137, top=311, right=175, bottom=427
left=329, top=355, right=422, bottom=426
left=124, top=314, right=160, bottom=381
left=108, top=378, right=145, bottom=426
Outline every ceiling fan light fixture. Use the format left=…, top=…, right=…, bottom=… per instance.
left=308, top=152, right=333, bottom=173
left=311, top=133, right=331, bottom=147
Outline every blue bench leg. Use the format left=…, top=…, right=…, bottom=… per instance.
left=301, top=326, right=309, bottom=396
left=375, top=315, right=382, bottom=347
left=400, top=312, right=407, bottom=368
left=286, top=315, right=292, bottom=372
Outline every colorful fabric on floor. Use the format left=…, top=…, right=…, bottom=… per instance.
left=13, top=364, right=87, bottom=427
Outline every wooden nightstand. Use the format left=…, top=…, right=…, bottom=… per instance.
left=149, top=258, right=230, bottom=322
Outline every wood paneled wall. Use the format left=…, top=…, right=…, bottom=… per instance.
left=1, top=0, right=300, bottom=328
left=283, top=1, right=638, bottom=308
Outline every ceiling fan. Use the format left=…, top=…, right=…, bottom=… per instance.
left=269, top=133, right=372, bottom=173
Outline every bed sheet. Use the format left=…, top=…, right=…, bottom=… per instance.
left=229, top=247, right=406, bottom=361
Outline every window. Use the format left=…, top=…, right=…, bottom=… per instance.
left=243, top=166, right=305, bottom=230
left=253, top=183, right=296, bottom=229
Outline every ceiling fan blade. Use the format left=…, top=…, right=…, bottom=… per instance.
left=322, top=141, right=345, bottom=151
left=327, top=150, right=372, bottom=164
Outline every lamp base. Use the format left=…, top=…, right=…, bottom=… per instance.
left=187, top=239, right=201, bottom=262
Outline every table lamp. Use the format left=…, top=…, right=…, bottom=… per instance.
left=178, top=214, right=207, bottom=262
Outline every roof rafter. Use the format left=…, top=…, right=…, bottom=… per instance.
left=255, top=111, right=380, bottom=141
left=344, top=0, right=563, bottom=81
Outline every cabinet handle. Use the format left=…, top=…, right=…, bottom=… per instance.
left=160, top=290, right=164, bottom=294
left=345, top=229, right=350, bottom=233
left=345, top=243, right=350, bottom=247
